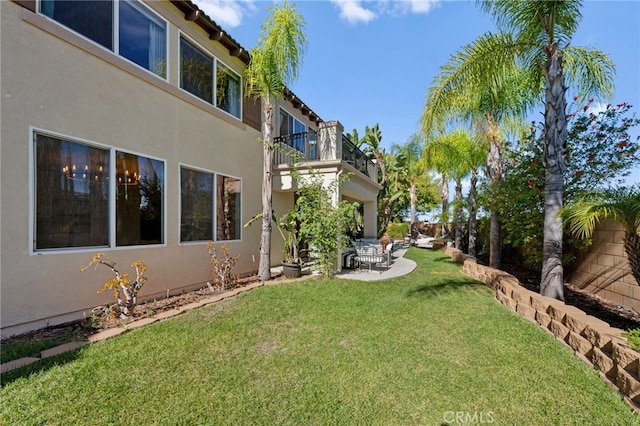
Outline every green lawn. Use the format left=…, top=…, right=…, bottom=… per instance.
left=1, top=249, right=637, bottom=425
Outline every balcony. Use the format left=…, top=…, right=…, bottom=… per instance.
left=273, top=125, right=377, bottom=182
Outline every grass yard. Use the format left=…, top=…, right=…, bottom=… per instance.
left=1, top=249, right=637, bottom=425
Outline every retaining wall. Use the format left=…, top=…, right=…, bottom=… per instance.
left=443, top=247, right=640, bottom=410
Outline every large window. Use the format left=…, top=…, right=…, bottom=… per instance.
left=115, top=151, right=165, bottom=246
left=180, top=167, right=214, bottom=242
left=180, top=167, right=241, bottom=242
left=35, top=134, right=110, bottom=250
left=119, top=0, right=167, bottom=78
left=33, top=132, right=165, bottom=251
left=41, top=0, right=113, bottom=50
left=40, top=0, right=167, bottom=78
left=180, top=37, right=213, bottom=104
left=180, top=36, right=242, bottom=119
left=216, top=174, right=241, bottom=241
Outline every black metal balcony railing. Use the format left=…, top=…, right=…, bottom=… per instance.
left=273, top=131, right=377, bottom=180
left=273, top=131, right=319, bottom=164
left=341, top=134, right=375, bottom=178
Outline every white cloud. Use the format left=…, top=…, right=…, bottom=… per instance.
left=330, top=0, right=440, bottom=25
left=330, top=1, right=377, bottom=24
left=406, top=0, right=439, bottom=14
left=196, top=0, right=252, bottom=29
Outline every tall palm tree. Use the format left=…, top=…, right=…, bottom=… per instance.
left=562, top=186, right=640, bottom=285
left=423, top=130, right=479, bottom=249
left=244, top=1, right=307, bottom=282
left=465, top=131, right=490, bottom=257
left=422, top=1, right=615, bottom=299
left=478, top=0, right=615, bottom=300
left=422, top=34, right=536, bottom=269
left=422, top=136, right=451, bottom=239
left=392, top=134, right=425, bottom=242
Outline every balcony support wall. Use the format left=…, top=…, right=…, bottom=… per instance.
left=319, top=120, right=343, bottom=161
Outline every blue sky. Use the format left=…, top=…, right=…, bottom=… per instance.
left=195, top=0, right=640, bottom=185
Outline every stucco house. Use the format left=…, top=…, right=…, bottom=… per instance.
left=0, top=0, right=380, bottom=337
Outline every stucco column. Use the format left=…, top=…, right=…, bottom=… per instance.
left=363, top=200, right=378, bottom=239
left=318, top=120, right=343, bottom=161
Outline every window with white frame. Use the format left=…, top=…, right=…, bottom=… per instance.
left=119, top=0, right=167, bottom=78
left=216, top=174, right=241, bottom=241
left=216, top=62, right=241, bottom=118
left=40, top=0, right=167, bottom=78
left=35, top=134, right=110, bottom=250
left=180, top=37, right=213, bottom=104
left=180, top=166, right=241, bottom=242
left=33, top=131, right=165, bottom=251
left=180, top=36, right=242, bottom=119
left=115, top=151, right=165, bottom=246
left=279, top=108, right=307, bottom=152
left=180, top=167, right=214, bottom=242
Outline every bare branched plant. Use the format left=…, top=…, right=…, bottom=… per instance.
left=81, top=253, right=147, bottom=318
left=207, top=243, right=239, bottom=291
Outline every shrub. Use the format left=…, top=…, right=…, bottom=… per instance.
left=385, top=222, right=409, bottom=240
left=486, top=101, right=639, bottom=269
left=207, top=243, right=239, bottom=290
left=81, top=253, right=147, bottom=318
left=295, top=173, right=359, bottom=277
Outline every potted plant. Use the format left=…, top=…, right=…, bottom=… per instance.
left=277, top=210, right=302, bottom=278
left=244, top=210, right=302, bottom=279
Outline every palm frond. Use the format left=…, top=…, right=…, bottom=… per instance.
left=564, top=46, right=615, bottom=104
left=421, top=32, right=533, bottom=138
left=479, top=0, right=583, bottom=47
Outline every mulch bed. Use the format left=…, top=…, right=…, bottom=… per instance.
left=1, top=275, right=263, bottom=354
left=500, top=259, right=640, bottom=331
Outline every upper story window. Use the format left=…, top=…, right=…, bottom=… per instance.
left=40, top=0, right=167, bottom=78
left=279, top=109, right=307, bottom=153
left=180, top=37, right=213, bottom=103
left=216, top=62, right=241, bottom=118
left=279, top=108, right=306, bottom=136
left=180, top=36, right=242, bottom=119
left=119, top=0, right=167, bottom=78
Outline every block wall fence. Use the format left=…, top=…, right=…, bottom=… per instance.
left=568, top=219, right=639, bottom=312
left=443, top=246, right=640, bottom=411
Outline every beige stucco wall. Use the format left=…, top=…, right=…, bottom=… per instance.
left=569, top=219, right=639, bottom=312
left=1, top=2, right=263, bottom=335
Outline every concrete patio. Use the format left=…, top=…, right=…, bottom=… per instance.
left=336, top=247, right=417, bottom=281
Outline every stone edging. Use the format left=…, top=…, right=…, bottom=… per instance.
left=443, top=247, right=640, bottom=411
left=1, top=275, right=314, bottom=374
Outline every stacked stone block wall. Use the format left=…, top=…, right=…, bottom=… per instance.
left=570, top=219, right=638, bottom=311
left=444, top=246, right=640, bottom=410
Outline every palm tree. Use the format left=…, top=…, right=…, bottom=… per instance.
left=361, top=124, right=388, bottom=190
left=422, top=34, right=536, bottom=269
left=392, top=134, right=425, bottom=242
left=244, top=1, right=307, bottom=281
left=423, top=1, right=615, bottom=300
left=360, top=124, right=394, bottom=235
left=479, top=0, right=616, bottom=300
left=423, top=130, right=481, bottom=250
left=464, top=131, right=489, bottom=257
left=562, top=186, right=640, bottom=285
left=422, top=136, right=452, bottom=239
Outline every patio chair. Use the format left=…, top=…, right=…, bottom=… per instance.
left=355, top=245, right=387, bottom=273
